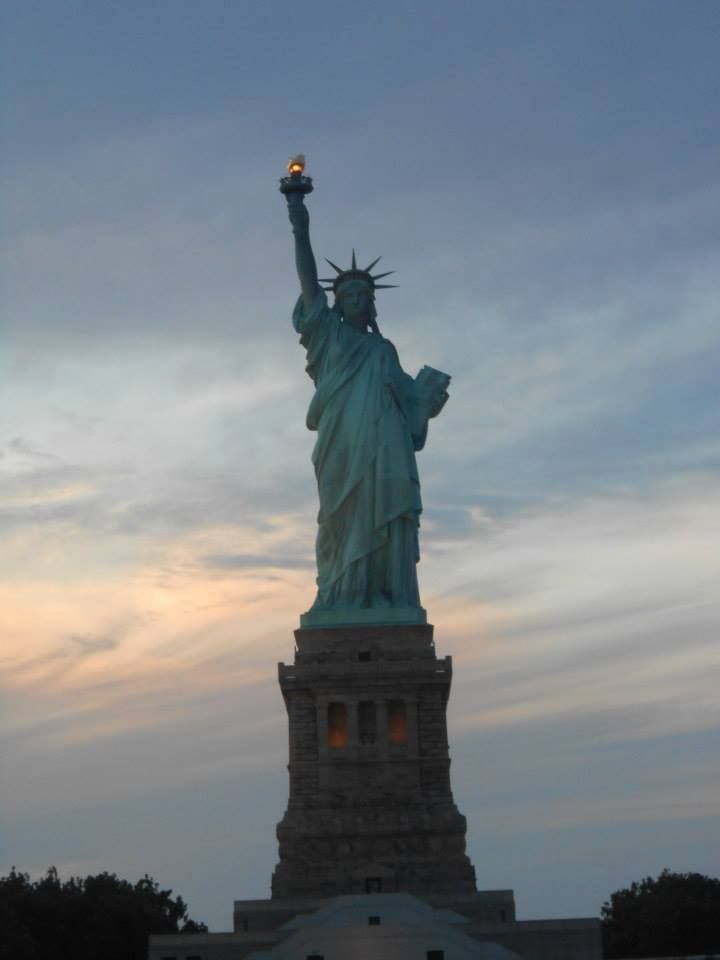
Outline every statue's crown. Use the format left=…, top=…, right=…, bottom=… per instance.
left=319, top=251, right=397, bottom=296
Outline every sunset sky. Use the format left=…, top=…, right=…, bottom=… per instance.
left=2, top=0, right=719, bottom=931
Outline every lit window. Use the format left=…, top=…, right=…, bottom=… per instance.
left=387, top=700, right=408, bottom=744
left=328, top=702, right=348, bottom=747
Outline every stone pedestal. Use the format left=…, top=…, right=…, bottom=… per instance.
left=272, top=623, right=477, bottom=898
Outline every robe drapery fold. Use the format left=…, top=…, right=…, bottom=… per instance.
left=293, top=290, right=429, bottom=613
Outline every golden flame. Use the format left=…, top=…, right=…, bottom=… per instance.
left=287, top=153, right=305, bottom=175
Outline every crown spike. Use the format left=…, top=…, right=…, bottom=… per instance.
left=322, top=251, right=397, bottom=295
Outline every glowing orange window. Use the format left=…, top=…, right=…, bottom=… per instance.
left=327, top=702, right=348, bottom=747
left=387, top=700, right=408, bottom=744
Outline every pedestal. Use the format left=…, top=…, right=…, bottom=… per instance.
left=272, top=623, right=477, bottom=898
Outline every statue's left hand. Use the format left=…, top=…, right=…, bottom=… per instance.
left=428, top=388, right=449, bottom=419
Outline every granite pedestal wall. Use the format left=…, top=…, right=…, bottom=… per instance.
left=272, top=622, right=477, bottom=898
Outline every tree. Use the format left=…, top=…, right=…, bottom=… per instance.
left=0, top=866, right=207, bottom=960
left=601, top=869, right=720, bottom=958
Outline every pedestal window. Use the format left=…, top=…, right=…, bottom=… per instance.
left=327, top=702, right=348, bottom=747
left=387, top=699, right=408, bottom=744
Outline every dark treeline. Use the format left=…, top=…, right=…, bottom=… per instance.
left=602, top=869, right=720, bottom=958
left=0, top=866, right=206, bottom=960
left=3, top=864, right=720, bottom=958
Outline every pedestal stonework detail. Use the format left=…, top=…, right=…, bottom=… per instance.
left=272, top=623, right=477, bottom=898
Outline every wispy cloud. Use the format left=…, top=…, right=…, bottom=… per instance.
left=204, top=552, right=313, bottom=571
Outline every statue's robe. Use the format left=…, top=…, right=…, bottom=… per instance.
left=293, top=290, right=430, bottom=613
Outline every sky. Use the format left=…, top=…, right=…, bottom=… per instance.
left=1, top=0, right=719, bottom=933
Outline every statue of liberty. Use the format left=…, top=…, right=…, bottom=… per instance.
left=281, top=158, right=450, bottom=627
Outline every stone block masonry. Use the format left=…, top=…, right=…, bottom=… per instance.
left=272, top=623, right=477, bottom=898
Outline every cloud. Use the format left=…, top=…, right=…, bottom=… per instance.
left=3, top=472, right=716, bottom=781
left=8, top=436, right=59, bottom=460
left=414, top=478, right=720, bottom=783
left=203, top=552, right=313, bottom=571
left=66, top=632, right=123, bottom=657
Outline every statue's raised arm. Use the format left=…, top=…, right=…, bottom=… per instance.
left=280, top=155, right=320, bottom=311
left=287, top=194, right=320, bottom=311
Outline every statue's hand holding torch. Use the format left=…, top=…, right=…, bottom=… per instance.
left=280, top=154, right=313, bottom=237
left=280, top=154, right=313, bottom=198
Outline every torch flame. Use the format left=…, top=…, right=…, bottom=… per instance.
left=287, top=153, right=306, bottom=175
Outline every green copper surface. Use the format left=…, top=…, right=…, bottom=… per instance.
left=284, top=185, right=449, bottom=628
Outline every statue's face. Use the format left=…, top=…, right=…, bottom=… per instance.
left=337, top=282, right=374, bottom=330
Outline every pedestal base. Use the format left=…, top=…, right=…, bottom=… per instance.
left=272, top=622, right=476, bottom=899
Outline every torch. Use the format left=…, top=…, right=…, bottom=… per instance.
left=279, top=154, right=314, bottom=197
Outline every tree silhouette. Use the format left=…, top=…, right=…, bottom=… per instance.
left=0, top=866, right=207, bottom=960
left=601, top=869, right=720, bottom=958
